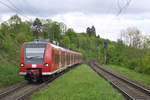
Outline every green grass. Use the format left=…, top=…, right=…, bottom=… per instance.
left=31, top=64, right=124, bottom=100
left=103, top=64, right=150, bottom=86
left=0, top=54, right=23, bottom=89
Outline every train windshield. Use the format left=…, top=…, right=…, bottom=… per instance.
left=26, top=48, right=45, bottom=59
left=25, top=43, right=46, bottom=64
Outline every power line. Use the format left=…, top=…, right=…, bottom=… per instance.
left=7, top=0, right=26, bottom=15
left=7, top=0, right=31, bottom=20
left=0, top=0, right=31, bottom=20
left=116, top=0, right=132, bottom=16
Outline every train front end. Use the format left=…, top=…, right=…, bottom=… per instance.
left=19, top=41, right=52, bottom=82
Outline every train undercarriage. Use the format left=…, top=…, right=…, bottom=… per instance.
left=24, top=69, right=52, bottom=83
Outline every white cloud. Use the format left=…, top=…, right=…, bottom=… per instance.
left=52, top=12, right=150, bottom=41
left=1, top=0, right=150, bottom=41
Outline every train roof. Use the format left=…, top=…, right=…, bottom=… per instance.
left=51, top=43, right=82, bottom=55
left=24, top=39, right=82, bottom=55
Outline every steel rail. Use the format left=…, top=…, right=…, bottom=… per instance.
left=87, top=61, right=150, bottom=100
left=0, top=64, right=79, bottom=100
left=0, top=81, right=28, bottom=99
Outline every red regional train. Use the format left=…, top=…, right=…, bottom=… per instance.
left=19, top=39, right=82, bottom=82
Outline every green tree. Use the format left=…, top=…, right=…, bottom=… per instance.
left=32, top=18, right=42, bottom=39
left=8, top=14, right=22, bottom=34
left=62, top=36, right=70, bottom=48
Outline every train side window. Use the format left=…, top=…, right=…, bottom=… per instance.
left=65, top=53, right=67, bottom=62
left=62, top=52, right=63, bottom=63
left=52, top=48, right=54, bottom=60
left=52, top=48, right=54, bottom=64
left=55, top=54, right=59, bottom=64
left=59, top=54, right=61, bottom=63
left=64, top=54, right=66, bottom=62
left=55, top=54, right=57, bottom=64
left=66, top=55, right=68, bottom=62
left=59, top=54, right=60, bottom=63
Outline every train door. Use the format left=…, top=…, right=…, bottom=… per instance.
left=67, top=53, right=69, bottom=65
left=54, top=49, right=59, bottom=70
left=65, top=52, right=67, bottom=67
left=75, top=54, right=76, bottom=63
left=73, top=54, right=74, bottom=64
left=59, top=50, right=61, bottom=69
left=51, top=48, right=55, bottom=71
left=70, top=53, right=72, bottom=65
left=62, top=51, right=65, bottom=68
left=69, top=53, right=70, bottom=65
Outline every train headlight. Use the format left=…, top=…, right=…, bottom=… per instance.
left=44, top=63, right=49, bottom=67
left=20, top=64, right=24, bottom=67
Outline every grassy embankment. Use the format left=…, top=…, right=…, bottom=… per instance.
left=0, top=39, right=23, bottom=90
left=31, top=64, right=124, bottom=100
left=0, top=52, right=23, bottom=89
left=103, top=65, right=150, bottom=86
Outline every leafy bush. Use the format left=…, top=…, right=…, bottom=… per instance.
left=16, top=32, right=26, bottom=43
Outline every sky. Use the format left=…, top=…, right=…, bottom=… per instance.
left=0, top=0, right=150, bottom=41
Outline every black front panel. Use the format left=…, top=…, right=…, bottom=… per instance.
left=25, top=43, right=46, bottom=64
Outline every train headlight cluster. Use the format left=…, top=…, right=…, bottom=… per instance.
left=44, top=63, right=49, bottom=67
left=20, top=64, right=24, bottom=67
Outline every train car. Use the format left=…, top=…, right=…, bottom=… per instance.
left=19, top=39, right=82, bottom=82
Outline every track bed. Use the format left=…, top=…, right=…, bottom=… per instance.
left=0, top=64, right=79, bottom=100
left=87, top=61, right=150, bottom=100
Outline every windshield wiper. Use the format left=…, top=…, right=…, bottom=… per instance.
left=26, top=56, right=42, bottom=60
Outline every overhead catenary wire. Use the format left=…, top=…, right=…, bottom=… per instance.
left=0, top=0, right=31, bottom=21
left=7, top=0, right=26, bottom=15
left=116, top=0, right=132, bottom=16
left=99, top=0, right=132, bottom=43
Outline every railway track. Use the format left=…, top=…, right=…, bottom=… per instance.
left=0, top=64, right=79, bottom=100
left=87, top=61, right=150, bottom=100
left=0, top=79, right=56, bottom=100
left=0, top=81, right=28, bottom=99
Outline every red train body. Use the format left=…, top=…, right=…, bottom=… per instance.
left=19, top=39, right=82, bottom=82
